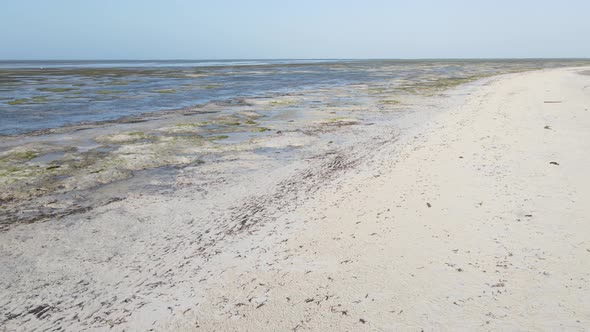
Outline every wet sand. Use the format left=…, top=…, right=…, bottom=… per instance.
left=2, top=67, right=590, bottom=330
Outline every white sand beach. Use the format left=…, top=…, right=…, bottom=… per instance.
left=2, top=67, right=590, bottom=331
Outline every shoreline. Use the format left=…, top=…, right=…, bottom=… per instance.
left=1, top=65, right=500, bottom=227
left=1, top=67, right=590, bottom=330
left=3, top=59, right=588, bottom=138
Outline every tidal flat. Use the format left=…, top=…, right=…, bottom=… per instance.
left=1, top=59, right=590, bottom=226
left=3, top=63, right=590, bottom=331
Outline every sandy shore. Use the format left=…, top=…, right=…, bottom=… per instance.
left=2, top=67, right=590, bottom=331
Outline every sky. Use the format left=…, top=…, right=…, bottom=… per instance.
left=1, top=0, right=589, bottom=60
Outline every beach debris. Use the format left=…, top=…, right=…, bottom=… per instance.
left=549, top=161, right=560, bottom=165
left=544, top=125, right=552, bottom=130
left=544, top=101, right=562, bottom=103
left=359, top=318, right=367, bottom=324
left=426, top=202, right=432, bottom=208
left=28, top=304, right=52, bottom=319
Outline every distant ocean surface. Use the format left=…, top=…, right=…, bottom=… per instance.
left=0, top=59, right=586, bottom=135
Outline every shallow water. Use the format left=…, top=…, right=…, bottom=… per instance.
left=1, top=59, right=588, bottom=135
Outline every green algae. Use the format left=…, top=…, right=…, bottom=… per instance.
left=323, top=117, right=359, bottom=126
left=7, top=99, right=28, bottom=105
left=153, top=89, right=177, bottom=94
left=253, top=127, right=271, bottom=132
left=1, top=150, right=40, bottom=162
left=380, top=99, right=401, bottom=105
left=209, top=135, right=229, bottom=140
left=96, top=131, right=159, bottom=144
left=97, top=90, right=125, bottom=95
left=31, top=96, right=50, bottom=103
left=38, top=87, right=77, bottom=93
left=9, top=96, right=50, bottom=104
left=398, top=74, right=494, bottom=95
left=109, top=80, right=131, bottom=86
left=174, top=122, right=209, bottom=128
left=203, top=84, right=222, bottom=89
left=269, top=99, right=297, bottom=106
left=368, top=87, right=387, bottom=94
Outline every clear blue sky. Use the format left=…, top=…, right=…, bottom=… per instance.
left=1, top=0, right=589, bottom=60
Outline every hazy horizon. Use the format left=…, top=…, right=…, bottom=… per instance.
left=1, top=0, right=589, bottom=60
left=2, top=58, right=590, bottom=62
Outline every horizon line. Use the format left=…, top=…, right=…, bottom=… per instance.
left=1, top=57, right=590, bottom=62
